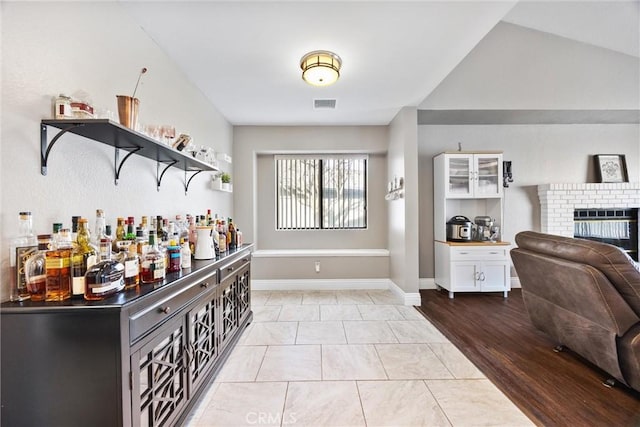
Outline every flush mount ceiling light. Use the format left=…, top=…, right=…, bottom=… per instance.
left=300, top=50, right=342, bottom=86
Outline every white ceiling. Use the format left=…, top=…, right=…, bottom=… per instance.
left=120, top=1, right=639, bottom=126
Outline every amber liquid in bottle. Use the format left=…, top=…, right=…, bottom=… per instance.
left=141, top=231, right=165, bottom=284
left=71, top=218, right=97, bottom=299
left=123, top=243, right=140, bottom=290
left=24, top=234, right=51, bottom=302
left=45, top=229, right=73, bottom=301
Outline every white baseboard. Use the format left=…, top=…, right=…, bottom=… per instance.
left=251, top=278, right=390, bottom=291
left=252, top=278, right=421, bottom=306
left=387, top=280, right=422, bottom=306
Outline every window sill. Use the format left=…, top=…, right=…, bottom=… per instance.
left=252, top=249, right=389, bottom=258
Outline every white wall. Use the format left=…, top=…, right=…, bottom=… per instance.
left=387, top=107, right=420, bottom=298
left=420, top=22, right=639, bottom=109
left=0, top=2, right=232, bottom=301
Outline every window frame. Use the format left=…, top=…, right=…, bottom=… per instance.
left=274, top=154, right=368, bottom=231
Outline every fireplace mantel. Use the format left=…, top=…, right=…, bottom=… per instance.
left=538, top=182, right=640, bottom=236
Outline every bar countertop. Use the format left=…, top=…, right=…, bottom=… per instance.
left=1, top=244, right=254, bottom=312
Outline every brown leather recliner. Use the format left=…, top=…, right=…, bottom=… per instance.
left=510, top=231, right=640, bottom=392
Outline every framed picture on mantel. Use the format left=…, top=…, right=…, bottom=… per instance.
left=594, top=154, right=629, bottom=183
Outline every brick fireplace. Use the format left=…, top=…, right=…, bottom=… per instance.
left=538, top=182, right=640, bottom=236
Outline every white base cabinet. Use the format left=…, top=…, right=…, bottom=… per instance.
left=435, top=242, right=510, bottom=299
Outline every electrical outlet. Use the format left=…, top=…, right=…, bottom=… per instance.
left=315, top=261, right=320, bottom=273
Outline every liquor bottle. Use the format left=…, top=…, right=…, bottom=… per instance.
left=71, top=216, right=80, bottom=242
left=236, top=228, right=243, bottom=247
left=188, top=215, right=198, bottom=254
left=105, top=224, right=113, bottom=242
left=125, top=218, right=136, bottom=241
left=70, top=218, right=97, bottom=299
left=92, top=209, right=106, bottom=246
left=113, top=217, right=126, bottom=252
left=156, top=216, right=164, bottom=241
left=140, top=231, right=165, bottom=284
left=123, top=242, right=140, bottom=290
left=51, top=222, right=63, bottom=248
left=180, top=238, right=192, bottom=269
left=84, top=238, right=125, bottom=301
left=136, top=228, right=148, bottom=255
left=45, top=228, right=73, bottom=301
left=227, top=218, right=237, bottom=250
left=9, top=211, right=38, bottom=301
left=218, top=221, right=227, bottom=253
left=162, top=218, right=170, bottom=242
left=24, top=234, right=51, bottom=301
left=166, top=240, right=182, bottom=273
left=140, top=216, right=149, bottom=239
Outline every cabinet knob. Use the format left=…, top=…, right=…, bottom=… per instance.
left=161, top=306, right=171, bottom=314
left=201, top=282, right=209, bottom=288
left=227, top=266, right=234, bottom=272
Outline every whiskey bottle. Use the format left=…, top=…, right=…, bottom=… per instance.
left=71, top=218, right=97, bottom=299
left=9, top=211, right=38, bottom=301
left=228, top=218, right=237, bottom=250
left=45, top=228, right=73, bottom=301
left=84, top=238, right=125, bottom=301
left=136, top=228, right=148, bottom=255
left=24, top=234, right=51, bottom=301
left=123, top=242, right=140, bottom=290
left=140, top=231, right=165, bottom=284
left=218, top=221, right=227, bottom=253
left=113, top=217, right=126, bottom=252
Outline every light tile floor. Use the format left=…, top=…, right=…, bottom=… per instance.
left=187, top=290, right=534, bottom=427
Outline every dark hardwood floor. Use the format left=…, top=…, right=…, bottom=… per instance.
left=417, top=289, right=640, bottom=427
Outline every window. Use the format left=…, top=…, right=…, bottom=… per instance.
left=276, top=155, right=367, bottom=230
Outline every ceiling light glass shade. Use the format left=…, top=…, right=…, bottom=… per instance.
left=300, top=50, right=342, bottom=86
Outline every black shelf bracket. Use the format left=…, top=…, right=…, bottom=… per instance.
left=157, top=160, right=178, bottom=191
left=184, top=170, right=204, bottom=195
left=40, top=120, right=218, bottom=191
left=114, top=146, right=142, bottom=185
left=40, top=122, right=85, bottom=175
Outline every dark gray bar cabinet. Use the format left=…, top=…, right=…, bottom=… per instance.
left=1, top=245, right=253, bottom=427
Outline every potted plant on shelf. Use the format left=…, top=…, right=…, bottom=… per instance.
left=221, top=172, right=231, bottom=191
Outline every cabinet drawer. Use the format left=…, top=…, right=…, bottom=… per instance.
left=450, top=246, right=509, bottom=260
left=129, top=275, right=216, bottom=343
left=219, top=252, right=251, bottom=281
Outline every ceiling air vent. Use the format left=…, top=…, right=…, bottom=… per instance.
left=314, top=99, right=337, bottom=109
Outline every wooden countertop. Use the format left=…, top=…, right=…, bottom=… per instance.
left=435, top=240, right=511, bottom=246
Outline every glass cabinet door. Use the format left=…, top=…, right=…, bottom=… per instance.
left=445, top=155, right=473, bottom=197
left=474, top=155, right=502, bottom=197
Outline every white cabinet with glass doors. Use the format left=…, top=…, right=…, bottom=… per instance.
left=433, top=151, right=510, bottom=299
left=443, top=153, right=503, bottom=199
